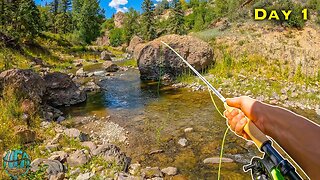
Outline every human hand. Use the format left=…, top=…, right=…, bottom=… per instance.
left=224, top=96, right=266, bottom=140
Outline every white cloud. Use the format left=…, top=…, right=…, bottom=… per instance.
left=109, top=0, right=129, bottom=13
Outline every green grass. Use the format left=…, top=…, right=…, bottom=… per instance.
left=116, top=59, right=137, bottom=67
left=176, top=48, right=320, bottom=105
left=191, top=28, right=223, bottom=42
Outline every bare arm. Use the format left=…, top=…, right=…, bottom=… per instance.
left=224, top=96, right=320, bottom=179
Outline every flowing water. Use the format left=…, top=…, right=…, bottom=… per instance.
left=65, top=66, right=318, bottom=179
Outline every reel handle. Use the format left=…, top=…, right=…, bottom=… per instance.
left=224, top=103, right=269, bottom=149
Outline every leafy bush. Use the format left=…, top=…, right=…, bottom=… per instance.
left=109, top=28, right=125, bottom=47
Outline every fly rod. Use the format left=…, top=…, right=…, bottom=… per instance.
left=161, top=41, right=302, bottom=180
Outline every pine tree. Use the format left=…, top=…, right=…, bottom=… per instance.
left=123, top=8, right=140, bottom=44
left=169, top=0, right=185, bottom=35
left=72, top=0, right=84, bottom=30
left=56, top=0, right=72, bottom=34
left=141, top=0, right=156, bottom=41
left=77, top=0, right=102, bottom=43
left=16, top=0, right=42, bottom=39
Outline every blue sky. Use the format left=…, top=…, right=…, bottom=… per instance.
left=35, top=0, right=166, bottom=18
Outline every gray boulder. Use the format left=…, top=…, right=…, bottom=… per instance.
left=67, top=149, right=91, bottom=167
left=0, top=69, right=46, bottom=103
left=92, top=144, right=130, bottom=171
left=30, top=158, right=64, bottom=178
left=43, top=72, right=86, bottom=106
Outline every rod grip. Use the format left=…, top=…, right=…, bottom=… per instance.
left=224, top=103, right=269, bottom=149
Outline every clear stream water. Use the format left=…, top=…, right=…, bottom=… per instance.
left=65, top=67, right=317, bottom=179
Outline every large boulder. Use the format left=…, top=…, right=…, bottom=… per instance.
left=0, top=69, right=46, bottom=103
left=43, top=72, right=86, bottom=106
left=127, top=36, right=144, bottom=54
left=135, top=35, right=214, bottom=81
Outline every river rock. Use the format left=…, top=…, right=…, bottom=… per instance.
left=46, top=144, right=60, bottom=152
left=14, top=125, right=36, bottom=144
left=184, top=128, right=193, bottom=133
left=81, top=141, right=97, bottom=152
left=76, top=172, right=95, bottom=180
left=0, top=69, right=46, bottom=103
left=161, top=167, right=178, bottom=176
left=41, top=104, right=64, bottom=121
left=129, top=163, right=141, bottom=175
left=49, top=151, right=68, bottom=163
left=64, top=128, right=81, bottom=138
left=135, top=35, right=214, bottom=81
left=91, top=144, right=130, bottom=171
left=67, top=149, right=91, bottom=167
left=127, top=36, right=144, bottom=54
left=83, top=81, right=101, bottom=92
left=49, top=172, right=65, bottom=180
left=43, top=72, right=87, bottom=106
left=141, top=167, right=163, bottom=178
left=116, top=172, right=139, bottom=180
left=178, top=138, right=188, bottom=147
left=103, top=61, right=119, bottom=72
left=76, top=68, right=87, bottom=77
left=203, top=157, right=234, bottom=164
left=101, top=50, right=113, bottom=60
left=30, top=158, right=64, bottom=177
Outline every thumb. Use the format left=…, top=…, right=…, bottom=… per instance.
left=226, top=97, right=242, bottom=109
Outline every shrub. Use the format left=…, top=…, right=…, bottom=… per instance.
left=109, top=28, right=125, bottom=47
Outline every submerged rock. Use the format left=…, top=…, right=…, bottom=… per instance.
left=203, top=157, right=234, bottom=164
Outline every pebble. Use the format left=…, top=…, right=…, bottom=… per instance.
left=70, top=168, right=81, bottom=176
left=129, top=163, right=141, bottom=175
left=203, top=157, right=234, bottom=164
left=76, top=172, right=95, bottom=180
left=316, top=105, right=320, bottom=116
left=184, top=128, right=193, bottom=133
left=178, top=138, right=188, bottom=147
left=245, top=90, right=252, bottom=96
left=161, top=167, right=178, bottom=176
